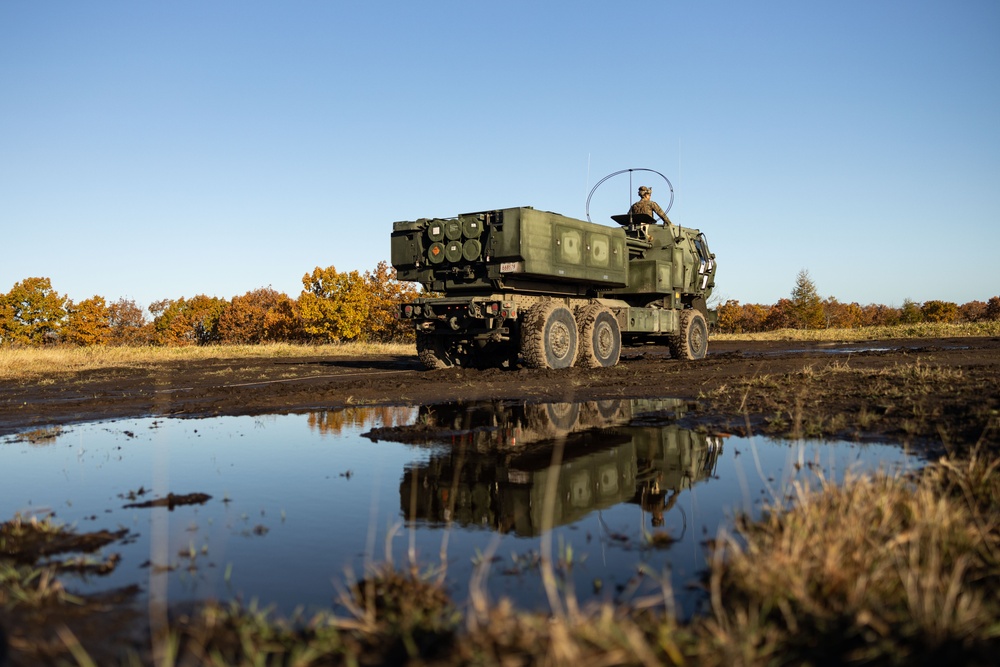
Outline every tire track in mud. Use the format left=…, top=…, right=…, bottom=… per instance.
left=151, top=368, right=416, bottom=394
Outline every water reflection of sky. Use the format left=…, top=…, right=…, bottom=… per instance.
left=0, top=401, right=918, bottom=619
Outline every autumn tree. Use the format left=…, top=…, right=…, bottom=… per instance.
left=299, top=266, right=370, bottom=342
left=984, top=296, right=1000, bottom=321
left=789, top=270, right=825, bottom=329
left=823, top=297, right=865, bottom=329
left=0, top=298, right=14, bottom=346
left=959, top=300, right=987, bottom=322
left=715, top=300, right=769, bottom=334
left=217, top=287, right=304, bottom=344
left=149, top=295, right=227, bottom=346
left=63, top=296, right=113, bottom=346
left=362, top=261, right=419, bottom=342
left=764, top=298, right=794, bottom=330
left=715, top=300, right=743, bottom=333
left=0, top=277, right=67, bottom=345
left=921, top=300, right=959, bottom=323
left=108, top=298, right=150, bottom=345
left=860, top=303, right=900, bottom=327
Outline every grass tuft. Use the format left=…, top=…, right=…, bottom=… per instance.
left=698, top=452, right=1000, bottom=665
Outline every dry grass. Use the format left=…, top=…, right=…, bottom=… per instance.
left=712, top=320, right=1000, bottom=342
left=0, top=341, right=414, bottom=381
left=698, top=451, right=1000, bottom=666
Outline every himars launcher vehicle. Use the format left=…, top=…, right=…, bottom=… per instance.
left=390, top=169, right=717, bottom=370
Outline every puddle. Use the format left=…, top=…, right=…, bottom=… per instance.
left=742, top=344, right=970, bottom=357
left=0, top=400, right=918, bottom=618
left=752, top=346, right=896, bottom=356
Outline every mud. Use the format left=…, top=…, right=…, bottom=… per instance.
left=3, top=337, right=999, bottom=452
left=1, top=337, right=998, bottom=665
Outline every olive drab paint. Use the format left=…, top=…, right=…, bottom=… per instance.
left=391, top=202, right=717, bottom=370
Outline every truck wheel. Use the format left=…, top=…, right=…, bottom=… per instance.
left=526, top=401, right=581, bottom=433
left=576, top=304, right=621, bottom=368
left=416, top=333, right=454, bottom=369
left=521, top=301, right=579, bottom=369
left=671, top=310, right=709, bottom=360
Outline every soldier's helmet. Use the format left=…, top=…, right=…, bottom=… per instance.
left=638, top=186, right=651, bottom=196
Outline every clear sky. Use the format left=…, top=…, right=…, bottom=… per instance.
left=2, top=1, right=998, bottom=311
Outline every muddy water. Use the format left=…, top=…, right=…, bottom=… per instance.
left=1, top=399, right=916, bottom=618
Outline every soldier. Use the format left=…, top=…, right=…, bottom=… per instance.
left=629, top=185, right=673, bottom=226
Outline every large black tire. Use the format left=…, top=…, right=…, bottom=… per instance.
left=575, top=304, right=622, bottom=368
left=521, top=301, right=579, bottom=369
left=669, top=310, right=709, bottom=360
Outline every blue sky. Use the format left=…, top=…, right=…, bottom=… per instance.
left=2, top=1, right=998, bottom=311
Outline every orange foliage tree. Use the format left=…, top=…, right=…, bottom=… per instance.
left=959, top=300, right=988, bottom=322
left=822, top=298, right=866, bottom=329
left=107, top=298, right=150, bottom=345
left=764, top=298, right=794, bottom=330
left=149, top=295, right=228, bottom=346
left=0, top=277, right=67, bottom=345
left=217, top=287, right=304, bottom=344
left=859, top=304, right=900, bottom=327
left=63, top=296, right=113, bottom=346
left=299, top=266, right=370, bottom=342
left=715, top=300, right=768, bottom=334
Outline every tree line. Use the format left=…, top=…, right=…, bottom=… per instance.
left=0, top=261, right=419, bottom=347
left=3, top=266, right=998, bottom=347
left=716, top=270, right=1000, bottom=334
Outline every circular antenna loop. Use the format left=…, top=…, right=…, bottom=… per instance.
left=586, top=168, right=674, bottom=222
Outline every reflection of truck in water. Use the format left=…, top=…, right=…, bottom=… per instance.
left=395, top=399, right=723, bottom=536
left=390, top=170, right=717, bottom=370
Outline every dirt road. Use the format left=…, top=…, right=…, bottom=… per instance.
left=4, top=337, right=999, bottom=451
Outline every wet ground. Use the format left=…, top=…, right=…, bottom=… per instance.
left=2, top=336, right=997, bottom=664
left=1, top=397, right=921, bottom=667
left=3, top=337, right=998, bottom=451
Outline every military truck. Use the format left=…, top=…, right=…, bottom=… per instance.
left=390, top=171, right=717, bottom=370
left=395, top=398, right=724, bottom=536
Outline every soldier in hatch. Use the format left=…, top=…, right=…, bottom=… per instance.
left=629, top=186, right=673, bottom=226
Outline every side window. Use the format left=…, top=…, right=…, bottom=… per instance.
left=694, top=237, right=710, bottom=262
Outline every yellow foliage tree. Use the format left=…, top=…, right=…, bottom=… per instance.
left=715, top=300, right=769, bottom=334
left=363, top=260, right=419, bottom=342
left=299, top=266, right=370, bottom=342
left=0, top=277, right=67, bottom=345
left=921, top=300, right=959, bottom=323
left=715, top=299, right=743, bottom=333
